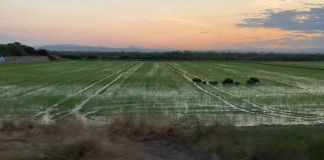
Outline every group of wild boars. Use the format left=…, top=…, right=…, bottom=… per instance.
left=222, top=78, right=260, bottom=85
left=247, top=78, right=260, bottom=85
left=222, top=78, right=234, bottom=84
left=192, top=78, right=202, bottom=83
left=209, top=81, right=219, bottom=85
left=222, top=78, right=241, bottom=85
left=193, top=78, right=218, bottom=85
left=192, top=77, right=260, bottom=85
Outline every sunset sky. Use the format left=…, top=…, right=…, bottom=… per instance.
left=0, top=0, right=324, bottom=50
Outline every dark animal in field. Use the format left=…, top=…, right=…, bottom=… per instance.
left=209, top=81, right=218, bottom=85
left=223, top=78, right=234, bottom=84
left=235, top=82, right=240, bottom=85
left=249, top=78, right=260, bottom=83
left=192, top=78, right=202, bottom=83
left=203, top=81, right=206, bottom=84
left=247, top=79, right=254, bottom=85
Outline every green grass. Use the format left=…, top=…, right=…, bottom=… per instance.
left=0, top=61, right=324, bottom=126
left=264, top=62, right=324, bottom=69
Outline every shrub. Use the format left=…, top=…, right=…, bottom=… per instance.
left=0, top=113, right=33, bottom=131
left=37, top=49, right=48, bottom=56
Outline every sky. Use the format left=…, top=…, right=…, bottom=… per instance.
left=0, top=0, right=324, bottom=50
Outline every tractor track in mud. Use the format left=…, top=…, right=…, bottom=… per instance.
left=164, top=63, right=277, bottom=117
left=186, top=63, right=324, bottom=118
left=216, top=64, right=321, bottom=95
left=1, top=62, right=127, bottom=97
left=69, top=64, right=143, bottom=113
left=209, top=85, right=319, bottom=119
left=245, top=61, right=324, bottom=71
left=33, top=64, right=138, bottom=123
left=165, top=62, right=321, bottom=121
left=38, top=63, right=142, bottom=123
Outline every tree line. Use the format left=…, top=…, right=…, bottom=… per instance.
left=51, top=50, right=324, bottom=61
left=0, top=42, right=48, bottom=56
left=1, top=42, right=324, bottom=61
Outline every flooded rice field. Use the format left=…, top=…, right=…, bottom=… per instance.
left=1, top=61, right=324, bottom=126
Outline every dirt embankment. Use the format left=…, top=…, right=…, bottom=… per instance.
left=0, top=56, right=50, bottom=64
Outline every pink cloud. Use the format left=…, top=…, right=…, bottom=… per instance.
left=299, top=46, right=320, bottom=49
left=255, top=44, right=295, bottom=49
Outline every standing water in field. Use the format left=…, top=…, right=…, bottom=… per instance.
left=0, top=61, right=324, bottom=126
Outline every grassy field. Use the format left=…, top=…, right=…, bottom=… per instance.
left=264, top=62, right=324, bottom=69
left=1, top=61, right=324, bottom=126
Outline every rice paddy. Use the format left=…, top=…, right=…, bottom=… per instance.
left=264, top=62, right=324, bottom=69
left=1, top=61, right=324, bottom=126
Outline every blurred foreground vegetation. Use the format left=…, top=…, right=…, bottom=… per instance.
left=1, top=114, right=324, bottom=160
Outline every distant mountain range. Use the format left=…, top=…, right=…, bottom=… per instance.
left=35, top=44, right=175, bottom=52
left=34, top=44, right=324, bottom=53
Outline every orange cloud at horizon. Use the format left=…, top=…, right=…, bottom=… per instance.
left=299, top=46, right=320, bottom=49
left=255, top=44, right=296, bottom=50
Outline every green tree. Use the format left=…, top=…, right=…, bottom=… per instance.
left=37, top=49, right=48, bottom=56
